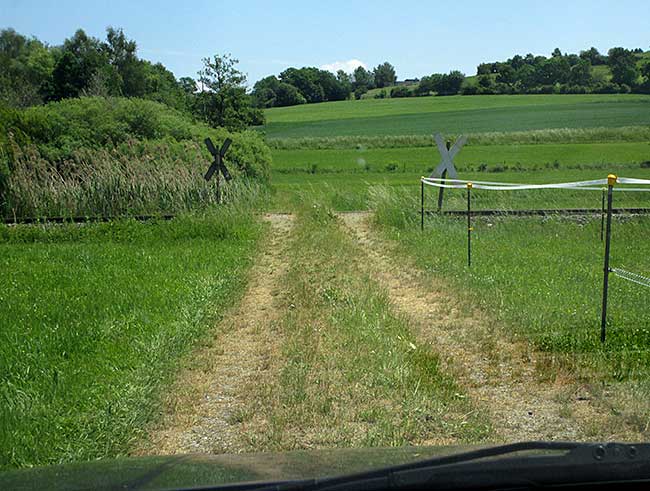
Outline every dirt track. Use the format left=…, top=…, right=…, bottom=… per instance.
left=135, top=213, right=294, bottom=455
left=338, top=211, right=641, bottom=442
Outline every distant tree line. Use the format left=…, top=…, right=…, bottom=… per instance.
left=468, top=46, right=650, bottom=95
left=251, top=62, right=398, bottom=107
left=0, top=27, right=263, bottom=130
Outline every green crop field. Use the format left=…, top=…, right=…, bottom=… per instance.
left=0, top=212, right=260, bottom=469
left=259, top=94, right=650, bottom=139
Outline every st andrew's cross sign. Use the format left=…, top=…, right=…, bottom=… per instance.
left=429, top=133, right=467, bottom=179
left=204, top=137, right=233, bottom=182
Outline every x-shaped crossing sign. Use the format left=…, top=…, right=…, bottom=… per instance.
left=429, top=133, right=467, bottom=179
left=204, top=137, right=233, bottom=182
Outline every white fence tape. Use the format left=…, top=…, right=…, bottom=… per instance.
left=421, top=176, right=650, bottom=192
left=611, top=268, right=650, bottom=289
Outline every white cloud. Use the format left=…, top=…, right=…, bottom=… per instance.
left=320, top=59, right=367, bottom=74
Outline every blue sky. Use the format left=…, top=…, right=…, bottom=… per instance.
left=2, top=0, right=649, bottom=86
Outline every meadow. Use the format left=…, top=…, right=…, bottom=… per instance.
left=268, top=90, right=650, bottom=400
left=372, top=187, right=650, bottom=383
left=0, top=210, right=261, bottom=469
left=3, top=91, right=650, bottom=471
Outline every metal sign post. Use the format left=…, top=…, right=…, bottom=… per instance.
left=429, top=133, right=466, bottom=212
left=204, top=137, right=233, bottom=204
left=600, top=174, right=617, bottom=343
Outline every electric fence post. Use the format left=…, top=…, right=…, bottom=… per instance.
left=600, top=187, right=606, bottom=242
left=467, top=182, right=473, bottom=267
left=600, top=174, right=617, bottom=343
left=421, top=177, right=425, bottom=231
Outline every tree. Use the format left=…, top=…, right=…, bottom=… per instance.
left=196, top=53, right=263, bottom=130
left=608, top=47, right=639, bottom=86
left=0, top=28, right=55, bottom=107
left=104, top=27, right=146, bottom=97
left=580, top=47, right=607, bottom=65
left=352, top=66, right=374, bottom=91
left=275, top=82, right=306, bottom=106
left=568, top=59, right=593, bottom=86
left=48, top=29, right=108, bottom=100
left=336, top=70, right=352, bottom=98
left=373, top=62, right=397, bottom=88
left=279, top=67, right=324, bottom=103
left=416, top=74, right=441, bottom=96
left=251, top=75, right=281, bottom=107
left=435, top=71, right=465, bottom=95
left=496, top=65, right=516, bottom=85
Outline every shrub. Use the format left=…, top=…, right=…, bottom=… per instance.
left=390, top=86, right=411, bottom=98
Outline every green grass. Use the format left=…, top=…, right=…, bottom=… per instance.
left=267, top=127, right=650, bottom=150
left=0, top=211, right=261, bottom=470
left=270, top=167, right=650, bottom=212
left=372, top=188, right=650, bottom=382
left=271, top=142, right=650, bottom=174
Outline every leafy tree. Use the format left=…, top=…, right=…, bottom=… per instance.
left=580, top=47, right=607, bottom=65
left=353, top=66, right=374, bottom=91
left=48, top=29, right=108, bottom=101
left=568, top=59, right=593, bottom=86
left=0, top=28, right=55, bottom=107
left=416, top=74, right=440, bottom=95
left=608, top=47, right=639, bottom=86
left=279, top=67, right=324, bottom=103
left=336, top=70, right=352, bottom=97
left=373, top=62, right=397, bottom=88
left=476, top=63, right=492, bottom=75
left=104, top=27, right=146, bottom=97
left=435, top=71, right=465, bottom=95
left=179, top=77, right=197, bottom=95
left=196, top=53, right=263, bottom=130
left=496, top=65, right=516, bottom=84
left=275, top=83, right=306, bottom=106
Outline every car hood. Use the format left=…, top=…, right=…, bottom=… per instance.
left=0, top=445, right=481, bottom=491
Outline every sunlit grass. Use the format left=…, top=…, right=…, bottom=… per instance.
left=0, top=211, right=261, bottom=469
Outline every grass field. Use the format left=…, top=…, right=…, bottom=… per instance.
left=259, top=95, right=650, bottom=139
left=372, top=190, right=650, bottom=383
left=271, top=142, right=650, bottom=174
left=0, top=211, right=260, bottom=469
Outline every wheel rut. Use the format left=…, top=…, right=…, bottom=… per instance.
left=339, top=211, right=641, bottom=443
left=135, top=213, right=294, bottom=455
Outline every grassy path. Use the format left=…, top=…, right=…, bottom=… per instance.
left=135, top=214, right=294, bottom=455
left=339, top=211, right=644, bottom=442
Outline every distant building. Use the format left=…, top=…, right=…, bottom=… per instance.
left=395, top=78, right=420, bottom=86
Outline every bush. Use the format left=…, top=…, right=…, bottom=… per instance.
left=390, top=86, right=411, bottom=98
left=0, top=97, right=272, bottom=218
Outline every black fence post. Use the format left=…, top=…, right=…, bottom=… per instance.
left=600, top=187, right=605, bottom=242
left=467, top=182, right=473, bottom=267
left=421, top=178, right=424, bottom=231
left=600, top=174, right=617, bottom=343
